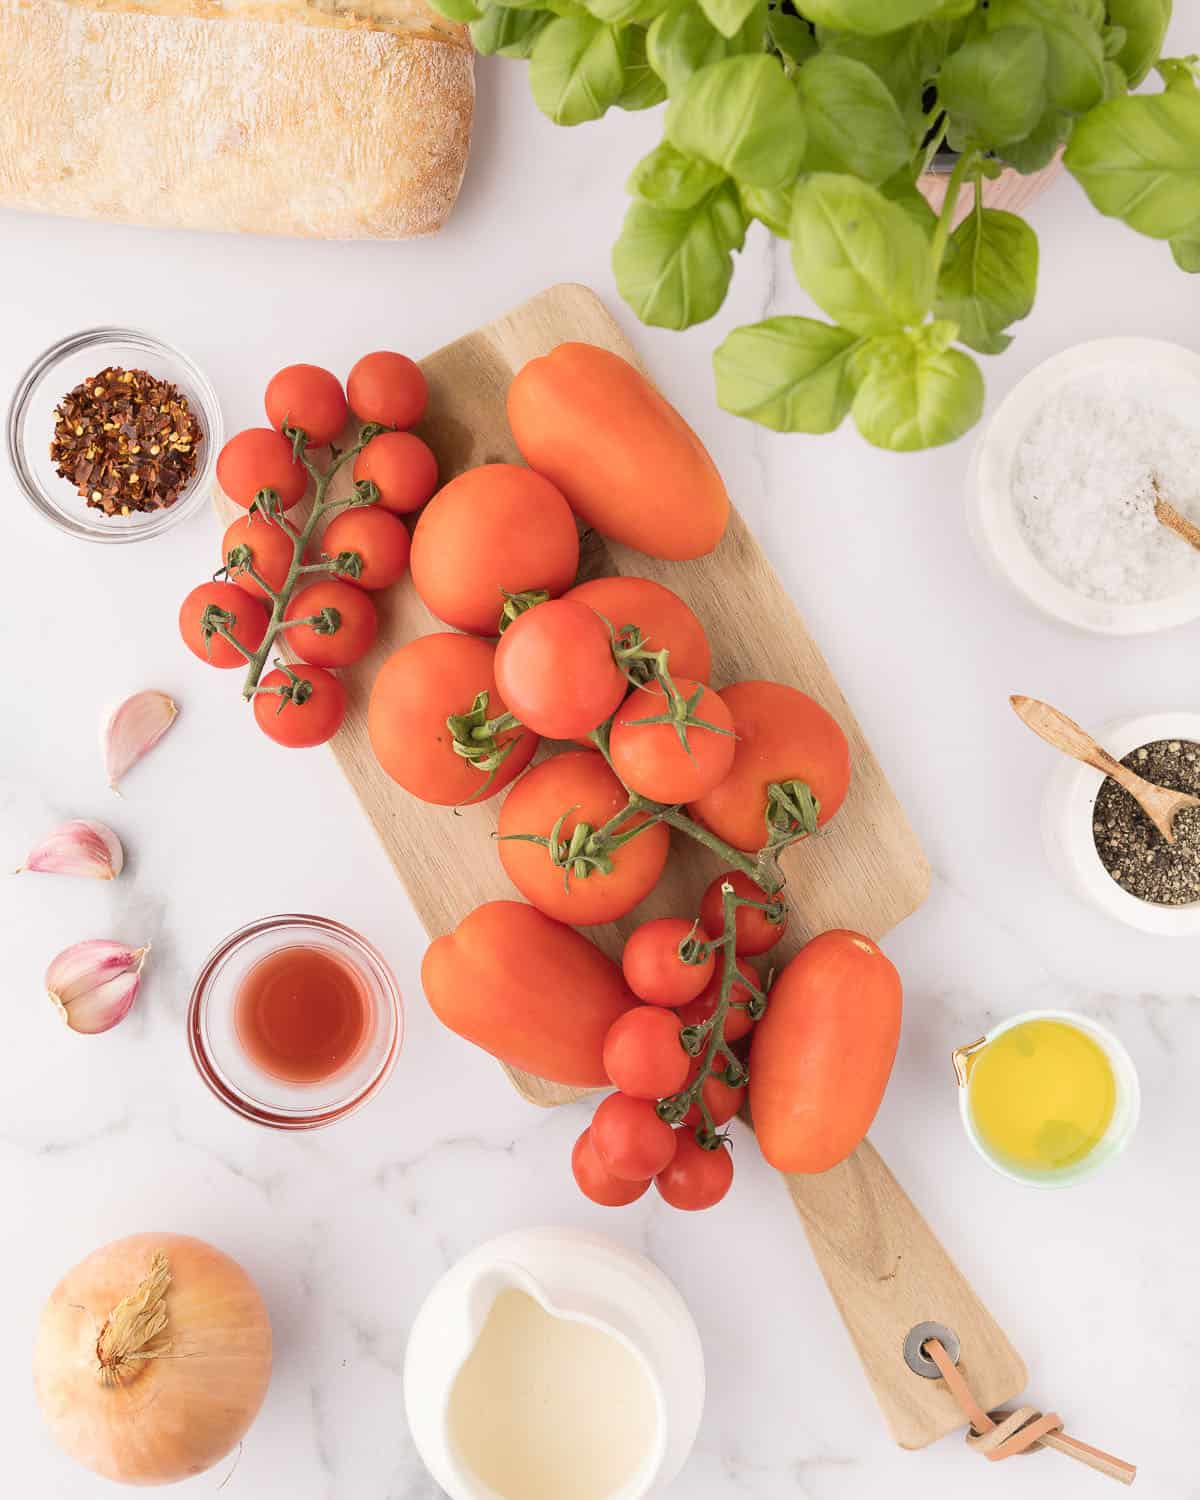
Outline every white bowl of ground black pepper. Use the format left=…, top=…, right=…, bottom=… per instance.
left=1042, top=713, right=1200, bottom=936
left=6, top=327, right=222, bottom=543
left=969, top=339, right=1200, bottom=635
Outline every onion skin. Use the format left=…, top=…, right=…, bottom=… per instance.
left=34, top=1232, right=272, bottom=1486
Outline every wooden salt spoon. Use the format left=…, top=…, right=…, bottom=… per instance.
left=1151, top=474, right=1200, bottom=551
left=1010, top=695, right=1200, bottom=844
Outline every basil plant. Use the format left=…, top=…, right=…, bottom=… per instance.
left=430, top=0, right=1197, bottom=452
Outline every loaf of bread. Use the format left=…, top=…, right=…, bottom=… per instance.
left=0, top=0, right=474, bottom=238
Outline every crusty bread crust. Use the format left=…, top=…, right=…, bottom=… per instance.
left=0, top=0, right=474, bottom=238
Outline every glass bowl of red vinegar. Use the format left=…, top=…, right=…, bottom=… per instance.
left=188, top=915, right=402, bottom=1129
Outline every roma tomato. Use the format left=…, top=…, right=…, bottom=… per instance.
left=411, top=464, right=579, bottom=636
left=220, top=513, right=303, bottom=601
left=609, top=679, right=735, bottom=803
left=494, top=600, right=626, bottom=740
left=497, top=751, right=669, bottom=925
left=656, top=1133, right=734, bottom=1211
left=264, top=364, right=347, bottom=447
left=508, top=343, right=729, bottom=560
left=682, top=1062, right=744, bottom=1129
left=283, top=580, right=377, bottom=667
left=564, top=576, right=711, bottom=685
left=353, top=431, right=438, bottom=514
left=572, top=1128, right=650, bottom=1207
left=750, top=931, right=902, bottom=1174
left=179, top=582, right=268, bottom=668
left=591, top=1093, right=677, bottom=1181
left=688, top=681, right=851, bottom=853
left=621, top=917, right=713, bottom=1007
left=253, top=665, right=346, bottom=748
left=368, top=633, right=536, bottom=806
left=602, top=1007, right=690, bottom=1100
left=216, top=428, right=307, bottom=510
left=347, top=351, right=427, bottom=429
left=700, top=870, right=788, bottom=956
left=422, top=901, right=635, bottom=1086
left=676, top=953, right=760, bottom=1043
left=322, top=506, right=411, bottom=590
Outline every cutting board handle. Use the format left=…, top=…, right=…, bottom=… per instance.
left=786, top=1141, right=1027, bottom=1450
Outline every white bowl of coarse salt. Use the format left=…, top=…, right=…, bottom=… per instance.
left=968, top=338, right=1200, bottom=634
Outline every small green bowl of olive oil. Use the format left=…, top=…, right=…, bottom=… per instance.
left=954, top=1010, right=1140, bottom=1188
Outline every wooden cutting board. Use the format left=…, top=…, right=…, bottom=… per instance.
left=216, top=283, right=1026, bottom=1449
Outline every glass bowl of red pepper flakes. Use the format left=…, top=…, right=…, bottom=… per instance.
left=6, top=327, right=222, bottom=543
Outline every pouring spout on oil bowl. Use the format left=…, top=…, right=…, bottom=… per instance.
left=403, top=1228, right=704, bottom=1500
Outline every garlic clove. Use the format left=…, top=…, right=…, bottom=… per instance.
left=46, top=941, right=149, bottom=1034
left=18, top=819, right=124, bottom=880
left=103, top=691, right=179, bottom=792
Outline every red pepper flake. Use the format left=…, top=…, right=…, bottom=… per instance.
left=50, top=366, right=203, bottom=517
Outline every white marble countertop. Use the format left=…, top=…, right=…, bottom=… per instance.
left=3, top=33, right=1199, bottom=1500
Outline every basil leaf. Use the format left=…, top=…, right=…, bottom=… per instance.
left=934, top=206, right=1038, bottom=354
left=879, top=171, right=938, bottom=234
left=581, top=0, right=667, bottom=23
left=985, top=0, right=1105, bottom=114
left=1103, top=59, right=1128, bottom=100
left=613, top=182, right=747, bottom=328
left=790, top=173, right=935, bottom=336
left=628, top=141, right=726, bottom=209
left=1065, top=88, right=1200, bottom=239
left=851, top=335, right=984, bottom=450
left=698, top=0, right=759, bottom=40
left=768, top=9, right=817, bottom=68
left=937, top=26, right=1048, bottom=146
left=1170, top=226, right=1200, bottom=272
left=714, top=317, right=862, bottom=432
left=618, top=28, right=669, bottom=108
left=794, top=0, right=972, bottom=36
left=646, top=0, right=731, bottom=88
left=471, top=5, right=551, bottom=55
left=816, top=26, right=936, bottom=133
left=666, top=56, right=806, bottom=189
left=740, top=182, right=794, bottom=237
left=1105, top=0, right=1171, bottom=88
left=795, top=54, right=912, bottom=184
left=1000, top=106, right=1069, bottom=172
left=529, top=16, right=628, bottom=125
left=428, top=0, right=483, bottom=20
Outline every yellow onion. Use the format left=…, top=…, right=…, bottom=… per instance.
left=34, top=1232, right=272, bottom=1486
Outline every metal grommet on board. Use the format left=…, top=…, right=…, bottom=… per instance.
left=904, top=1322, right=961, bottom=1378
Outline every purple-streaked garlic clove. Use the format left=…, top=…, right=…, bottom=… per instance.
left=45, top=940, right=149, bottom=1034
left=18, top=820, right=124, bottom=880
left=104, top=691, right=179, bottom=792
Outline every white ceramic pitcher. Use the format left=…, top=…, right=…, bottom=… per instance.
left=404, top=1227, right=705, bottom=1500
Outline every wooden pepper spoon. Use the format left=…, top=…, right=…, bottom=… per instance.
left=1010, top=695, right=1200, bottom=845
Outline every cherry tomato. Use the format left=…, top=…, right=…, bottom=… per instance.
left=603, top=1007, right=690, bottom=1100
left=321, top=506, right=411, bottom=591
left=347, top=351, right=427, bottom=429
left=688, top=681, right=851, bottom=853
left=216, top=428, right=307, bottom=510
left=253, top=665, right=347, bottom=748
left=682, top=1061, right=745, bottom=1129
left=571, top=1128, right=650, bottom=1207
left=494, top=599, right=626, bottom=740
left=353, top=431, right=438, bottom=514
left=700, top=870, right=789, bottom=956
left=282, top=580, right=377, bottom=667
left=410, top=464, right=579, bottom=636
left=498, top=751, right=669, bottom=925
left=369, top=633, right=537, bottom=805
left=220, top=513, right=304, bottom=601
left=676, top=954, right=760, bottom=1044
left=621, top=917, right=713, bottom=1007
left=591, top=1093, right=678, bottom=1181
left=179, top=582, right=268, bottom=669
left=609, top=678, right=735, bottom=803
left=656, top=1132, right=734, bottom=1211
left=564, top=576, right=711, bottom=685
left=264, top=364, right=347, bottom=448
